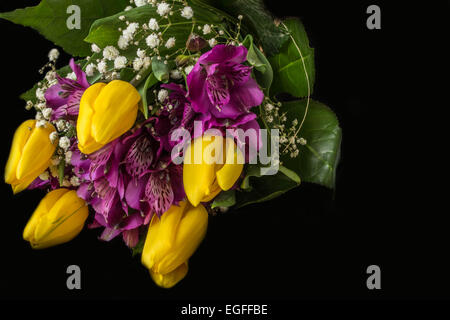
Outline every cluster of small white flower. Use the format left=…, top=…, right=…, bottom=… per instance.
left=262, top=100, right=305, bottom=159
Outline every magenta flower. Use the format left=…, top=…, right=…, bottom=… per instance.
left=45, top=58, right=90, bottom=121
left=187, top=45, right=264, bottom=120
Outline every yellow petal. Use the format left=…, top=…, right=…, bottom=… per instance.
left=215, top=138, right=244, bottom=191
left=30, top=189, right=88, bottom=249
left=154, top=202, right=208, bottom=275
left=150, top=262, right=188, bottom=289
left=77, top=82, right=106, bottom=152
left=23, top=188, right=69, bottom=242
left=141, top=201, right=187, bottom=270
left=16, top=122, right=56, bottom=181
left=90, top=80, right=140, bottom=144
left=183, top=135, right=222, bottom=207
left=4, top=120, right=36, bottom=184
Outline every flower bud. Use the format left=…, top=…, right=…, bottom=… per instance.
left=76, top=80, right=140, bottom=154
left=183, top=135, right=243, bottom=207
left=186, top=34, right=207, bottom=52
left=23, top=188, right=89, bottom=249
left=142, top=201, right=208, bottom=288
left=5, top=120, right=57, bottom=193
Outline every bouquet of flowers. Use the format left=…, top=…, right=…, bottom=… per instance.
left=2, top=0, right=341, bottom=288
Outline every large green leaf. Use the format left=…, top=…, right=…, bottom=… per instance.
left=193, top=0, right=288, bottom=56
left=0, top=0, right=129, bottom=56
left=235, top=165, right=300, bottom=208
left=269, top=18, right=315, bottom=98
left=281, top=99, right=342, bottom=189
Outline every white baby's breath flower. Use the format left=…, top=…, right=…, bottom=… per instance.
left=148, top=18, right=159, bottom=30
left=137, top=48, right=146, bottom=58
left=91, top=43, right=101, bottom=53
left=35, top=112, right=44, bottom=120
left=62, top=179, right=71, bottom=187
left=181, top=6, right=193, bottom=19
left=119, top=15, right=125, bottom=21
left=118, top=36, right=129, bottom=49
left=85, top=63, right=96, bottom=76
left=184, top=65, right=194, bottom=75
left=36, top=102, right=45, bottom=111
left=134, top=0, right=146, bottom=7
left=165, top=37, right=176, bottom=49
left=170, top=69, right=182, bottom=80
left=70, top=176, right=81, bottom=187
left=49, top=131, right=59, bottom=144
left=157, top=89, right=168, bottom=103
left=125, top=6, right=133, bottom=11
left=202, top=24, right=211, bottom=35
left=45, top=71, right=56, bottom=82
left=133, top=57, right=144, bottom=71
left=39, top=171, right=50, bottom=181
left=157, top=2, right=170, bottom=16
left=25, top=100, right=33, bottom=110
left=56, top=119, right=67, bottom=131
left=103, top=45, right=120, bottom=60
left=146, top=33, right=160, bottom=48
left=48, top=48, right=59, bottom=62
left=51, top=156, right=60, bottom=166
left=143, top=56, right=151, bottom=68
left=265, top=103, right=274, bottom=112
left=36, top=120, right=47, bottom=128
left=123, top=22, right=139, bottom=40
left=42, top=108, right=52, bottom=120
left=36, top=88, right=45, bottom=101
left=97, top=60, right=108, bottom=73
left=208, top=38, right=217, bottom=47
left=65, top=150, right=73, bottom=163
left=114, top=56, right=128, bottom=69
left=59, top=136, right=71, bottom=150
left=66, top=72, right=77, bottom=80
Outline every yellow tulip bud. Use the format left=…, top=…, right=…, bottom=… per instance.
left=183, top=135, right=243, bottom=207
left=23, top=188, right=89, bottom=249
left=142, top=201, right=208, bottom=288
left=4, top=120, right=57, bottom=194
left=77, top=80, right=140, bottom=154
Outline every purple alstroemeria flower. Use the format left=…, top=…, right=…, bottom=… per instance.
left=122, top=123, right=185, bottom=221
left=187, top=45, right=264, bottom=120
left=45, top=58, right=90, bottom=121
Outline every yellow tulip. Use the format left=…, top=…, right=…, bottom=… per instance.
left=183, top=135, right=243, bottom=207
left=4, top=120, right=57, bottom=194
left=23, top=188, right=89, bottom=249
left=142, top=201, right=208, bottom=288
left=77, top=80, right=140, bottom=154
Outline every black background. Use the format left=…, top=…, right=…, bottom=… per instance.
left=0, top=0, right=448, bottom=310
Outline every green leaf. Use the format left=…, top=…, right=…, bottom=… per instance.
left=281, top=99, right=342, bottom=189
left=194, top=0, right=289, bottom=56
left=211, top=189, right=236, bottom=209
left=242, top=34, right=273, bottom=93
left=137, top=72, right=158, bottom=119
left=0, top=0, right=129, bottom=56
left=269, top=18, right=315, bottom=98
left=151, top=57, right=169, bottom=83
left=235, top=165, right=300, bottom=208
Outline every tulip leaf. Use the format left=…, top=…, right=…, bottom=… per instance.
left=211, top=190, right=236, bottom=209
left=269, top=18, right=315, bottom=98
left=0, top=0, right=129, bottom=56
left=192, top=0, right=289, bottom=56
left=235, top=165, right=300, bottom=208
left=137, top=72, right=158, bottom=119
left=280, top=99, right=342, bottom=189
left=242, top=34, right=273, bottom=93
